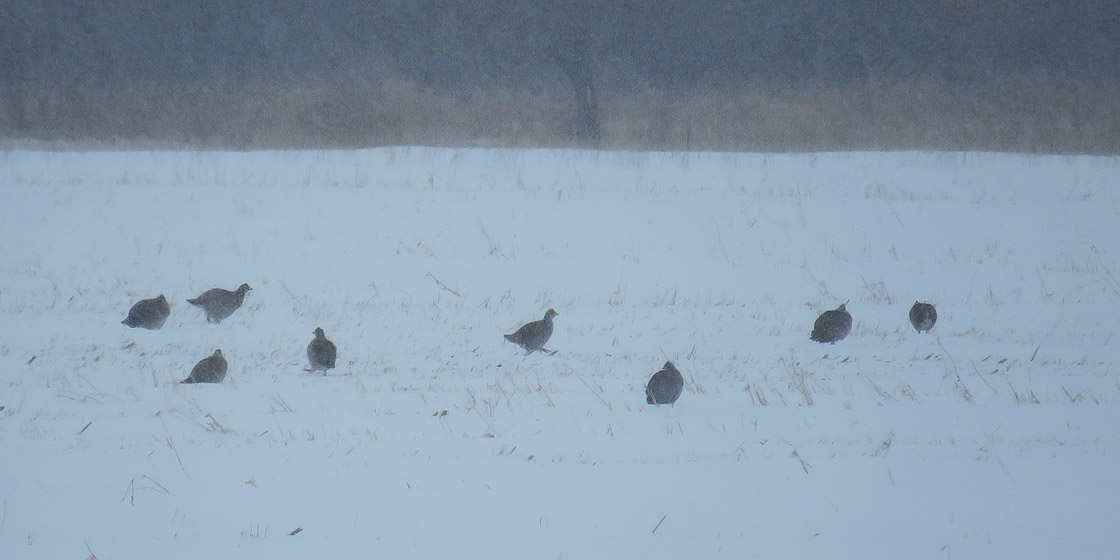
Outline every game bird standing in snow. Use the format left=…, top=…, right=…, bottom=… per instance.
left=811, top=303, right=853, bottom=343
left=187, top=283, right=252, bottom=323
left=121, top=294, right=171, bottom=329
left=909, top=301, right=937, bottom=332
left=504, top=308, right=558, bottom=354
left=645, top=361, right=684, bottom=405
left=307, top=327, right=337, bottom=373
left=180, top=350, right=228, bottom=384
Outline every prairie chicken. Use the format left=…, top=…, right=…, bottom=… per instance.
left=307, top=327, right=337, bottom=373
left=811, top=303, right=852, bottom=344
left=187, top=283, right=252, bottom=323
left=909, top=301, right=937, bottom=332
left=645, top=361, right=684, bottom=405
left=180, top=350, right=228, bottom=384
left=504, top=308, right=559, bottom=354
left=122, top=294, right=171, bottom=330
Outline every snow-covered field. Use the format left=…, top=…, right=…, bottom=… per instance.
left=1, top=148, right=1118, bottom=559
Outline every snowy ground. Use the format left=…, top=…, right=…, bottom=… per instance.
left=1, top=148, right=1119, bottom=559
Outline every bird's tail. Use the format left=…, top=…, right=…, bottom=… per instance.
left=503, top=334, right=515, bottom=342
left=186, top=298, right=200, bottom=305
left=180, top=378, right=196, bottom=384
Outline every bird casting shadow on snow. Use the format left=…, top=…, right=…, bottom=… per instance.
left=306, top=326, right=337, bottom=374
left=121, top=294, right=171, bottom=330
left=811, top=303, right=852, bottom=344
left=187, top=283, right=252, bottom=323
left=504, top=308, right=558, bottom=354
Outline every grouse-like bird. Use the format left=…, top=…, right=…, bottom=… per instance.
left=187, top=283, right=252, bottom=323
left=909, top=301, right=937, bottom=332
left=121, top=294, right=171, bottom=330
left=307, top=327, right=337, bottom=373
left=504, top=308, right=558, bottom=354
left=646, top=361, right=684, bottom=405
left=180, top=350, right=228, bottom=384
left=810, top=303, right=853, bottom=343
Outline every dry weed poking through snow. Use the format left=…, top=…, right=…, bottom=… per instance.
left=0, top=149, right=1118, bottom=558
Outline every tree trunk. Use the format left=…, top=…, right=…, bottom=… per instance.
left=551, top=5, right=600, bottom=147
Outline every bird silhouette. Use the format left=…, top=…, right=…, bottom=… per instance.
left=645, top=361, right=684, bottom=405
left=180, top=350, right=228, bottom=384
left=504, top=308, right=558, bottom=354
left=121, top=294, right=171, bottom=329
left=909, top=301, right=937, bottom=332
left=187, top=283, right=252, bottom=323
left=811, top=303, right=852, bottom=343
left=307, top=327, right=337, bottom=373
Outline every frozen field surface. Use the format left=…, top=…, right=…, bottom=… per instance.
left=1, top=148, right=1119, bottom=559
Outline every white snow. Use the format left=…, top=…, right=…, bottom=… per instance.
left=1, top=148, right=1118, bottom=559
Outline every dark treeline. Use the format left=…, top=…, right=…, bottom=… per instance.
left=2, top=1, right=1118, bottom=152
